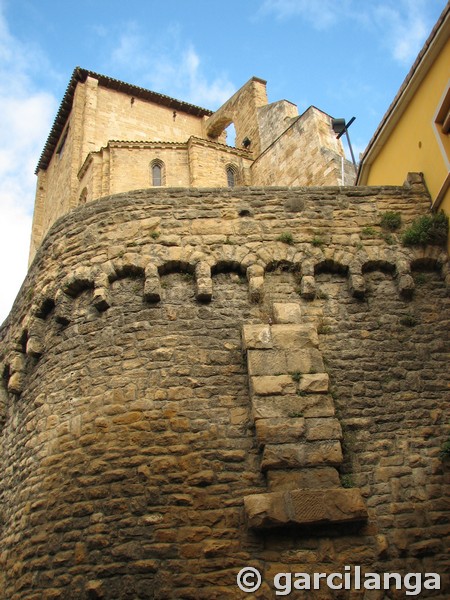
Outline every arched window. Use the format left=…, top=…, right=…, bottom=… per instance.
left=226, top=165, right=238, bottom=188
left=151, top=159, right=165, bottom=186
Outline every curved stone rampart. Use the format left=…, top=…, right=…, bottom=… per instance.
left=1, top=178, right=449, bottom=598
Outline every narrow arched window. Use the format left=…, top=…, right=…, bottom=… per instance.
left=226, top=166, right=236, bottom=188
left=152, top=164, right=162, bottom=186
left=151, top=159, right=164, bottom=186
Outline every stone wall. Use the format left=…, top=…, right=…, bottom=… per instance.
left=32, top=77, right=208, bottom=262
left=2, top=177, right=449, bottom=599
left=251, top=106, right=354, bottom=187
left=205, top=77, right=269, bottom=156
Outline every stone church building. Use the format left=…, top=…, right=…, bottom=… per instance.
left=30, top=67, right=353, bottom=262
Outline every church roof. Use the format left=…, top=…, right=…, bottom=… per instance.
left=35, top=67, right=213, bottom=173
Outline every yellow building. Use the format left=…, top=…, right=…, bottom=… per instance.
left=357, top=3, right=450, bottom=220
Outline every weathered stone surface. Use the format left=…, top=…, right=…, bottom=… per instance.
left=250, top=375, right=295, bottom=396
left=348, top=273, right=366, bottom=299
left=398, top=273, right=415, bottom=299
left=248, top=274, right=264, bottom=303
left=7, top=371, right=25, bottom=395
left=195, top=262, right=213, bottom=302
left=247, top=349, right=287, bottom=376
left=305, top=417, right=342, bottom=441
left=251, top=394, right=336, bottom=419
left=285, top=348, right=324, bottom=374
left=273, top=302, right=302, bottom=323
left=271, top=324, right=319, bottom=349
left=195, top=277, right=213, bottom=302
left=300, top=275, right=316, bottom=299
left=267, top=467, right=341, bottom=491
left=143, top=276, right=161, bottom=303
left=261, top=440, right=343, bottom=470
left=298, top=372, right=329, bottom=393
left=26, top=335, right=44, bottom=357
left=242, top=324, right=272, bottom=350
left=244, top=488, right=368, bottom=528
left=92, top=286, right=111, bottom=312
left=255, top=417, right=305, bottom=444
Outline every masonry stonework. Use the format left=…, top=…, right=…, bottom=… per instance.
left=1, top=177, right=449, bottom=599
left=30, top=69, right=353, bottom=263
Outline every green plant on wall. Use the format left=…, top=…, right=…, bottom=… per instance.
left=277, top=231, right=294, bottom=245
left=380, top=211, right=402, bottom=231
left=402, top=212, right=448, bottom=246
left=440, top=437, right=450, bottom=461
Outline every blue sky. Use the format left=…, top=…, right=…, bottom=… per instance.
left=0, top=0, right=448, bottom=323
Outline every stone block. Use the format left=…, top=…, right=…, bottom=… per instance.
left=300, top=275, right=316, bottom=300
left=272, top=303, right=302, bottom=324
left=267, top=467, right=340, bottom=491
left=195, top=277, right=213, bottom=302
left=244, top=488, right=368, bottom=529
left=10, top=353, right=26, bottom=373
left=144, top=277, right=161, bottom=303
left=271, top=324, right=319, bottom=349
left=26, top=335, right=44, bottom=358
left=305, top=417, right=342, bottom=441
left=54, top=290, right=71, bottom=325
left=255, top=417, right=305, bottom=444
left=348, top=273, right=366, bottom=299
left=248, top=275, right=264, bottom=303
left=8, top=371, right=25, bottom=395
left=285, top=348, right=324, bottom=374
left=251, top=394, right=335, bottom=419
left=398, top=274, right=415, bottom=299
left=250, top=375, right=295, bottom=396
left=246, top=264, right=264, bottom=278
left=261, top=440, right=343, bottom=470
left=242, top=324, right=272, bottom=350
left=92, top=287, right=111, bottom=312
left=247, top=350, right=287, bottom=376
left=298, top=373, right=329, bottom=393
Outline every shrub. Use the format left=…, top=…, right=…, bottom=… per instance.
left=402, top=212, right=448, bottom=246
left=440, top=438, right=450, bottom=461
left=361, top=226, right=377, bottom=237
left=277, top=231, right=294, bottom=245
left=311, top=236, right=325, bottom=247
left=380, top=211, right=402, bottom=231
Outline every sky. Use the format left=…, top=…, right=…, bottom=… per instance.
left=0, top=0, right=448, bottom=324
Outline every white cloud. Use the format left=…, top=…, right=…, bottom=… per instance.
left=261, top=0, right=350, bottom=29
left=109, top=23, right=236, bottom=108
left=373, top=0, right=430, bottom=65
left=261, top=0, right=437, bottom=64
left=0, top=2, right=57, bottom=324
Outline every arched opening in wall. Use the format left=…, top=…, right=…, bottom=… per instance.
left=314, top=260, right=349, bottom=276
left=225, top=122, right=236, bottom=147
left=361, top=260, right=395, bottom=275
left=211, top=261, right=244, bottom=276
left=79, top=188, right=88, bottom=205
left=150, top=159, right=165, bottom=187
left=226, top=164, right=239, bottom=188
